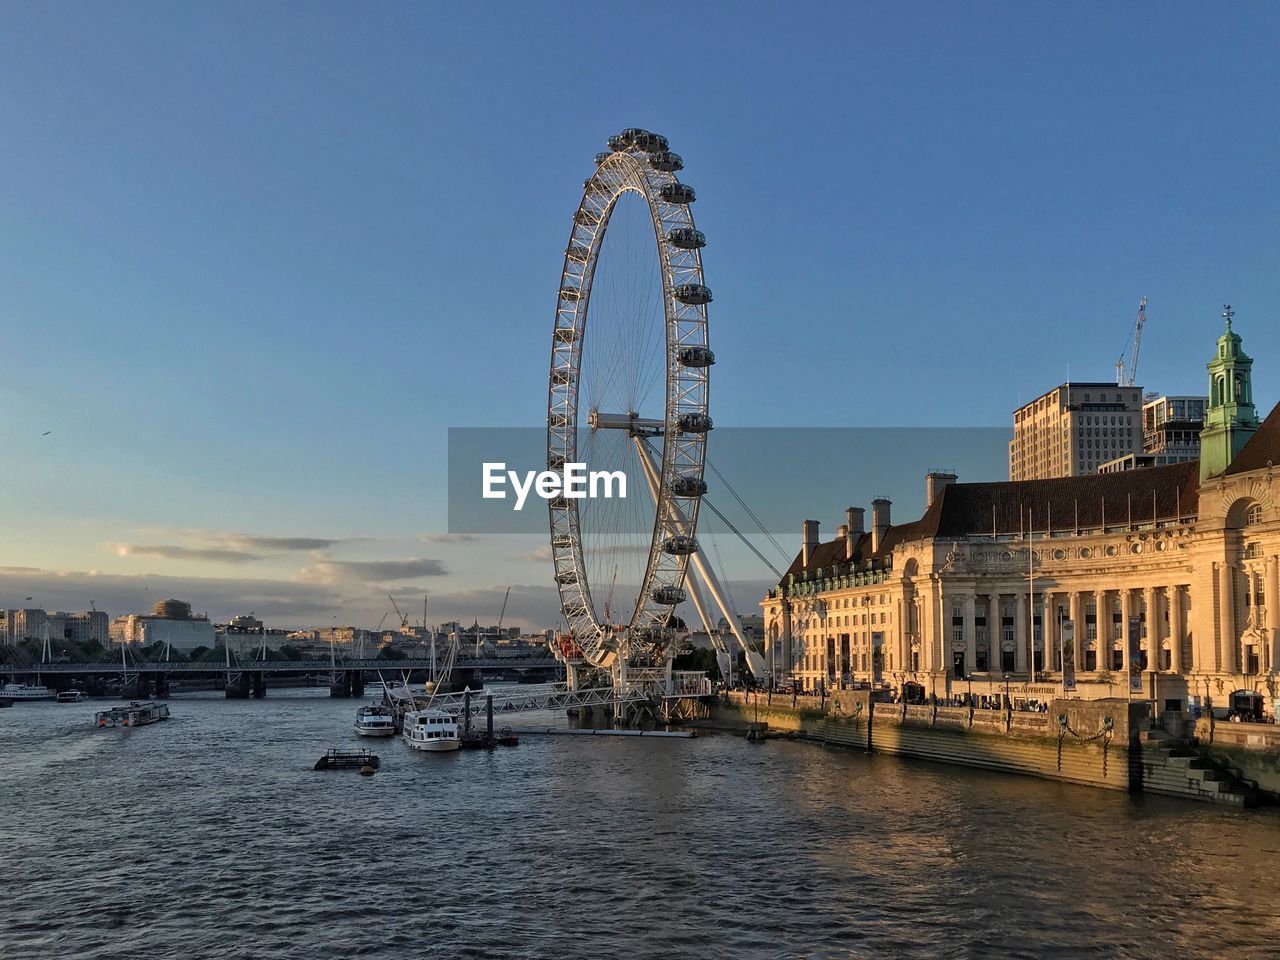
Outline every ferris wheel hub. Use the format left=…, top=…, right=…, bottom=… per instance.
left=588, top=409, right=665, bottom=436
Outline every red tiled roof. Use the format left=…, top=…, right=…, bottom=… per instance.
left=1224, top=401, right=1280, bottom=476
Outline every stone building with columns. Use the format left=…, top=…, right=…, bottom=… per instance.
left=762, top=316, right=1280, bottom=717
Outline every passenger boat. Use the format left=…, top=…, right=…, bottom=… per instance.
left=56, top=690, right=86, bottom=704
left=354, top=704, right=396, bottom=737
left=401, top=708, right=461, bottom=752
left=0, top=682, right=54, bottom=701
left=95, top=701, right=170, bottom=728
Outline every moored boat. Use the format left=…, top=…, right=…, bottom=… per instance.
left=56, top=690, right=86, bottom=703
left=1, top=682, right=54, bottom=702
left=402, top=708, right=461, bottom=752
left=354, top=704, right=396, bottom=737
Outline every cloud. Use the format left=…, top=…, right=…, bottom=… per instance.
left=117, top=544, right=261, bottom=564
left=115, top=531, right=363, bottom=566
left=418, top=534, right=480, bottom=544
left=233, top=536, right=340, bottom=551
left=297, top=558, right=449, bottom=586
left=518, top=545, right=554, bottom=563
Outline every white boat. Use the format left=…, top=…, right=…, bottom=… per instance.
left=1, top=682, right=55, bottom=702
left=354, top=704, right=396, bottom=737
left=56, top=690, right=86, bottom=703
left=401, top=708, right=461, bottom=752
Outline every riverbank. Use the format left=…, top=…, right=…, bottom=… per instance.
left=699, top=690, right=1273, bottom=807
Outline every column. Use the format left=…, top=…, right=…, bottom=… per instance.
left=1169, top=585, right=1184, bottom=674
left=1143, top=585, right=1157, bottom=673
left=934, top=579, right=946, bottom=676
left=1121, top=587, right=1134, bottom=680
left=1069, top=591, right=1084, bottom=671
left=989, top=592, right=1002, bottom=672
left=1268, top=557, right=1280, bottom=673
left=781, top=600, right=794, bottom=679
left=1095, top=589, right=1109, bottom=669
left=1218, top=562, right=1237, bottom=674
left=1014, top=591, right=1027, bottom=673
left=963, top=591, right=977, bottom=678
left=1043, top=591, right=1056, bottom=670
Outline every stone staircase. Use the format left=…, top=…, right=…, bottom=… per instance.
left=1138, top=727, right=1260, bottom=808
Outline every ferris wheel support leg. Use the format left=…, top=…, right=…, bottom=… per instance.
left=631, top=437, right=767, bottom=681
left=632, top=436, right=720, bottom=647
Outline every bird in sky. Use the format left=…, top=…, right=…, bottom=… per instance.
left=41, top=430, right=51, bottom=436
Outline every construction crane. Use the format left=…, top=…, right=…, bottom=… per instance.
left=388, top=595, right=409, bottom=631
left=1116, top=297, right=1148, bottom=387
left=496, top=586, right=511, bottom=628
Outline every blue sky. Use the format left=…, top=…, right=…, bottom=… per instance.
left=1, top=2, right=1277, bottom=629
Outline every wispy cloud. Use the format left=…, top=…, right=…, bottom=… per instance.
left=116, top=544, right=261, bottom=564
left=116, top=530, right=358, bottom=566
left=418, top=533, right=480, bottom=544
left=297, top=558, right=449, bottom=586
left=233, top=536, right=341, bottom=551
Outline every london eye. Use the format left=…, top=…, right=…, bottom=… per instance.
left=546, top=128, right=716, bottom=676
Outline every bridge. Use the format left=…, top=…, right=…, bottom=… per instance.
left=1, top=648, right=563, bottom=698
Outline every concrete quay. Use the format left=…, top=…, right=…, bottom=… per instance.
left=702, top=691, right=1272, bottom=808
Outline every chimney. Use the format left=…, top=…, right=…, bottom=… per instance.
left=845, top=506, right=865, bottom=535
left=926, top=471, right=958, bottom=507
left=871, top=498, right=891, bottom=553
left=802, top=519, right=819, bottom=568
left=837, top=523, right=853, bottom=560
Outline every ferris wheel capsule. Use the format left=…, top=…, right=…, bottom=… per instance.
left=667, top=227, right=705, bottom=249
left=649, top=151, right=683, bottom=173
left=659, top=183, right=696, bottom=204
left=652, top=586, right=687, bottom=605
left=679, top=345, right=716, bottom=368
left=674, top=283, right=712, bottom=305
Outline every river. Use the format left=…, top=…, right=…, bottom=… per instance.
left=2, top=689, right=1277, bottom=959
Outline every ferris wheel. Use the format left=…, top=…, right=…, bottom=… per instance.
left=546, top=128, right=720, bottom=672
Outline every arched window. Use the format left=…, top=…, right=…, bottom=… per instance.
left=1246, top=503, right=1263, bottom=526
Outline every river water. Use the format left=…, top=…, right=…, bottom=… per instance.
left=2, top=688, right=1278, bottom=959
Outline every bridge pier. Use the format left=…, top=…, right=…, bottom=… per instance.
left=226, top=673, right=251, bottom=699
left=251, top=671, right=266, bottom=698
left=154, top=672, right=170, bottom=699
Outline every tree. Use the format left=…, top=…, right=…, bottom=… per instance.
left=378, top=646, right=407, bottom=661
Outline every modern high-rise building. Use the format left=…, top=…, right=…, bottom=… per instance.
left=1009, top=382, right=1145, bottom=480
left=1143, top=394, right=1208, bottom=459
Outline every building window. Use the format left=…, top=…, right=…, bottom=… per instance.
left=1246, top=503, right=1263, bottom=525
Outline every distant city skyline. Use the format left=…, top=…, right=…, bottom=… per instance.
left=1, top=2, right=1278, bottom=629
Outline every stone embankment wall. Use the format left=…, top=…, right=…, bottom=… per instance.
left=1192, top=718, right=1280, bottom=797
left=710, top=691, right=1138, bottom=793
